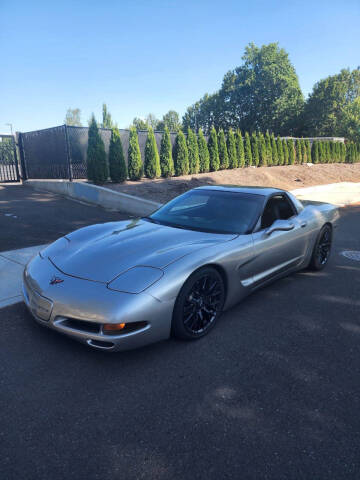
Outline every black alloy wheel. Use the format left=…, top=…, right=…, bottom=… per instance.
left=172, top=267, right=225, bottom=340
left=309, top=224, right=332, bottom=270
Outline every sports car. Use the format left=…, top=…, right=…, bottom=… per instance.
left=23, top=186, right=339, bottom=351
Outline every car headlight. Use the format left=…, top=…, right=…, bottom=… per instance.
left=107, top=266, right=164, bottom=294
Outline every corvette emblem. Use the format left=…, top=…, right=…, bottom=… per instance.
left=50, top=276, right=64, bottom=285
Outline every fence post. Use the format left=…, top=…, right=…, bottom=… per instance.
left=17, top=132, right=28, bottom=181
left=64, top=124, right=73, bottom=182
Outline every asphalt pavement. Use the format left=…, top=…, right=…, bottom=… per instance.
left=1, top=184, right=360, bottom=480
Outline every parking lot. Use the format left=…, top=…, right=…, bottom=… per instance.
left=1, top=184, right=360, bottom=479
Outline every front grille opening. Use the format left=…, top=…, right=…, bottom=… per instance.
left=103, top=321, right=148, bottom=336
left=61, top=318, right=101, bottom=334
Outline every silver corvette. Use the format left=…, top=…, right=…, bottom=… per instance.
left=23, top=186, right=339, bottom=351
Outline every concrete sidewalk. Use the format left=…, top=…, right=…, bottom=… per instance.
left=0, top=244, right=47, bottom=308
left=292, top=182, right=360, bottom=206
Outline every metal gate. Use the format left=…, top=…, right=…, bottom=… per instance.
left=0, top=135, right=20, bottom=182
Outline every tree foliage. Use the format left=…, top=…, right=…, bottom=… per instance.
left=244, top=132, right=252, bottom=166
left=102, top=103, right=114, bottom=128
left=208, top=127, right=220, bottom=171
left=198, top=128, right=210, bottom=172
left=128, top=127, right=143, bottom=180
left=144, top=127, right=160, bottom=178
left=271, top=133, right=278, bottom=165
left=287, top=139, right=295, bottom=165
left=109, top=127, right=127, bottom=182
left=65, top=108, right=82, bottom=126
left=235, top=130, right=245, bottom=167
left=218, top=129, right=229, bottom=169
left=174, top=130, right=189, bottom=176
left=282, top=139, right=289, bottom=165
left=159, top=127, right=174, bottom=177
left=276, top=136, right=284, bottom=165
left=157, top=110, right=182, bottom=132
left=87, top=114, right=108, bottom=184
left=187, top=128, right=200, bottom=174
left=227, top=128, right=237, bottom=168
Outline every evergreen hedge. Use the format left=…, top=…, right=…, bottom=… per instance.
left=128, top=126, right=143, bottom=180
left=198, top=128, right=210, bottom=172
left=282, top=139, right=289, bottom=165
left=277, top=136, right=284, bottom=165
left=160, top=127, right=174, bottom=177
left=218, top=129, right=229, bottom=169
left=312, top=141, right=319, bottom=164
left=305, top=139, right=311, bottom=163
left=236, top=130, right=245, bottom=167
left=259, top=133, right=267, bottom=166
left=208, top=127, right=220, bottom=171
left=244, top=132, right=252, bottom=166
left=271, top=133, right=278, bottom=165
left=187, top=128, right=199, bottom=174
left=227, top=128, right=237, bottom=169
left=265, top=131, right=272, bottom=166
left=251, top=132, right=259, bottom=167
left=174, top=130, right=189, bottom=176
left=301, top=138, right=307, bottom=163
left=295, top=139, right=302, bottom=164
left=109, top=127, right=127, bottom=182
left=144, top=127, right=160, bottom=179
left=287, top=139, right=295, bottom=165
left=87, top=115, right=109, bottom=184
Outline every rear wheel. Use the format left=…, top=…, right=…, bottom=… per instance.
left=309, top=225, right=332, bottom=271
left=172, top=267, right=225, bottom=340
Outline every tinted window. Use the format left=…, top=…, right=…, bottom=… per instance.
left=148, top=190, right=264, bottom=234
left=261, top=195, right=295, bottom=229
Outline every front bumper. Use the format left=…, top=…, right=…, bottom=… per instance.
left=23, top=255, right=174, bottom=351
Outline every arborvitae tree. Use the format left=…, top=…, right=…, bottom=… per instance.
left=295, top=139, right=302, bottom=164
left=218, top=129, right=229, bottom=169
left=236, top=130, right=245, bottom=167
left=208, top=126, right=220, bottom=171
left=318, top=141, right=325, bottom=163
left=346, top=142, right=353, bottom=163
left=187, top=128, right=199, bottom=174
left=335, top=141, right=341, bottom=163
left=325, top=141, right=330, bottom=163
left=258, top=132, right=267, bottom=166
left=87, top=114, right=109, bottom=184
left=109, top=127, right=127, bottom=182
left=282, top=139, right=289, bottom=165
left=305, top=139, right=312, bottom=163
left=144, top=127, right=160, bottom=179
left=271, top=133, right=278, bottom=165
left=227, top=128, right=237, bottom=169
left=198, top=128, right=210, bottom=172
left=174, top=130, right=189, bottom=176
left=250, top=132, right=259, bottom=166
left=160, top=127, right=174, bottom=177
left=244, top=131, right=253, bottom=166
left=128, top=127, right=143, bottom=180
left=311, top=141, right=319, bottom=164
left=265, top=131, right=272, bottom=166
left=340, top=142, right=346, bottom=163
left=287, top=139, right=295, bottom=165
left=276, top=136, right=284, bottom=165
left=301, top=138, right=307, bottom=163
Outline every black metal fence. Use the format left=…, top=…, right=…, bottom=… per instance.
left=0, top=135, right=20, bottom=182
left=18, top=125, right=179, bottom=181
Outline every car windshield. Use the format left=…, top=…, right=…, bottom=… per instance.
left=146, top=189, right=265, bottom=234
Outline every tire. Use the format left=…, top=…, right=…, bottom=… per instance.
left=309, top=224, right=332, bottom=271
left=172, top=267, right=225, bottom=340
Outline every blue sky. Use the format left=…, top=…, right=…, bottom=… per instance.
left=1, top=0, right=359, bottom=133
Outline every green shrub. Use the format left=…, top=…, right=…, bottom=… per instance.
left=87, top=114, right=109, bottom=184
left=128, top=126, right=143, bottom=180
left=208, top=126, right=220, bottom=171
left=236, top=130, right=245, bottom=167
left=144, top=127, right=160, bottom=179
left=227, top=128, right=237, bottom=168
left=311, top=141, right=319, bottom=164
left=287, top=139, right=295, bottom=165
left=282, top=139, right=289, bottom=165
left=318, top=141, right=325, bottom=163
left=265, top=131, right=272, bottom=166
left=109, top=127, right=127, bottom=182
left=305, top=139, right=311, bottom=162
left=271, top=133, right=278, bottom=165
left=259, top=132, right=267, bottom=166
left=218, top=129, right=229, bottom=169
left=187, top=128, right=199, bottom=174
left=251, top=132, right=259, bottom=167
left=277, top=136, right=284, bottom=165
left=301, top=138, right=307, bottom=163
left=295, top=139, right=302, bottom=164
left=160, top=127, right=174, bottom=177
left=198, top=128, right=210, bottom=172
left=340, top=142, right=346, bottom=163
left=335, top=141, right=341, bottom=162
left=174, top=130, right=189, bottom=176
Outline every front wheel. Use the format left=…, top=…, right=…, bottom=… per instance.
left=309, top=225, right=332, bottom=271
left=172, top=267, right=225, bottom=340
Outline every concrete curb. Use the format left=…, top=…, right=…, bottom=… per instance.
left=291, top=182, right=360, bottom=206
left=25, top=180, right=161, bottom=217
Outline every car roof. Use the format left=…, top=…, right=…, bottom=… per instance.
left=193, top=185, right=287, bottom=196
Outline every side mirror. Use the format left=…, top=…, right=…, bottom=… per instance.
left=265, top=219, right=295, bottom=236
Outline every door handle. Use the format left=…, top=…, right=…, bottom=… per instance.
left=300, top=221, right=307, bottom=228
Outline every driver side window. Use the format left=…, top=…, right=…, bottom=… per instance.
left=261, top=195, right=295, bottom=229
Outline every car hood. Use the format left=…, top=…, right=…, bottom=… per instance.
left=46, top=218, right=236, bottom=283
